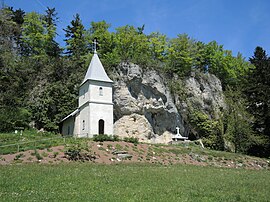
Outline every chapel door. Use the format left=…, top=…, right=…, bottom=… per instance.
left=98, top=119, right=104, bottom=134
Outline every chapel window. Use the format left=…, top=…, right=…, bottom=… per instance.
left=99, top=87, right=103, bottom=96
left=82, top=120, right=85, bottom=130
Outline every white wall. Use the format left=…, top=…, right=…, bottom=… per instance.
left=77, top=103, right=90, bottom=137
left=62, top=116, right=75, bottom=136
left=89, top=80, right=112, bottom=104
left=89, top=102, right=114, bottom=136
left=79, top=82, right=89, bottom=107
left=76, top=80, right=113, bottom=137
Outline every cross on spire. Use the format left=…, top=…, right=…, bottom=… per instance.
left=93, top=39, right=98, bottom=54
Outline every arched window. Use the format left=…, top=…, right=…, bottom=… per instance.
left=82, top=120, right=85, bottom=130
left=98, top=119, right=104, bottom=134
left=83, top=89, right=86, bottom=98
left=68, top=126, right=70, bottom=135
left=99, top=87, right=103, bottom=96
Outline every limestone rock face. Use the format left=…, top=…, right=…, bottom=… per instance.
left=112, top=63, right=225, bottom=144
left=183, top=73, right=225, bottom=117
left=113, top=63, right=183, bottom=143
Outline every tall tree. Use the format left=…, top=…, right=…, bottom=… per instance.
left=21, top=12, right=47, bottom=56
left=0, top=8, right=30, bottom=131
left=43, top=7, right=61, bottom=57
left=244, top=47, right=270, bottom=157
left=246, top=47, right=270, bottom=137
left=64, top=13, right=88, bottom=63
left=223, top=87, right=255, bottom=153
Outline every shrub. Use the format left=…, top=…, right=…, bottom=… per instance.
left=64, top=144, right=96, bottom=162
left=33, top=150, right=43, bottom=160
left=14, top=153, right=25, bottom=160
left=93, top=134, right=119, bottom=142
left=123, top=137, right=139, bottom=144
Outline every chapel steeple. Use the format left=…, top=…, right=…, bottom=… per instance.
left=81, top=40, right=113, bottom=84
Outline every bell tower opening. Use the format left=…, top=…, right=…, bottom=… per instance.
left=98, top=119, right=105, bottom=134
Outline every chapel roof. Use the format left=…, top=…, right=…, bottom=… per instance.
left=81, top=50, right=113, bottom=84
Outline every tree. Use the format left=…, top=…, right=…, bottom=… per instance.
left=21, top=12, right=48, bottom=56
left=148, top=32, right=168, bottom=64
left=167, top=34, right=197, bottom=76
left=43, top=7, right=61, bottom=57
left=114, top=25, right=150, bottom=65
left=64, top=13, right=88, bottom=63
left=87, top=21, right=120, bottom=68
left=223, top=87, right=255, bottom=153
left=0, top=8, right=31, bottom=131
left=247, top=47, right=270, bottom=136
left=88, top=21, right=111, bottom=54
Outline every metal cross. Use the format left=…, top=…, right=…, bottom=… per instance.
left=93, top=39, right=98, bottom=53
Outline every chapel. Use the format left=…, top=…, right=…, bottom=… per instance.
left=61, top=47, right=114, bottom=137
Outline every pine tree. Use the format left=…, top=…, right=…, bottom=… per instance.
left=43, top=7, right=61, bottom=57
left=247, top=47, right=270, bottom=137
left=64, top=13, right=88, bottom=62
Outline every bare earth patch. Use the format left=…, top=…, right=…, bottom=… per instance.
left=0, top=141, right=269, bottom=170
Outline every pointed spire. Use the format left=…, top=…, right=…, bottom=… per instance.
left=81, top=41, right=113, bottom=84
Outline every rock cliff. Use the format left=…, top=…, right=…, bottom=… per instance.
left=112, top=63, right=225, bottom=144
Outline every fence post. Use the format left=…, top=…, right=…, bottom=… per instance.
left=17, top=144, right=20, bottom=153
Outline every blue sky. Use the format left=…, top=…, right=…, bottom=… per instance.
left=4, top=0, right=270, bottom=59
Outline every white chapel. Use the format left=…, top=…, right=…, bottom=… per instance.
left=61, top=48, right=114, bottom=137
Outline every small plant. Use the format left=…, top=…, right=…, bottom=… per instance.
left=237, top=159, right=244, bottom=164
left=98, top=147, right=106, bottom=151
left=208, top=156, right=213, bottom=161
left=115, top=144, right=123, bottom=150
left=107, top=144, right=113, bottom=150
left=53, top=152, right=59, bottom=158
left=93, top=134, right=119, bottom=142
left=33, top=150, right=43, bottom=160
left=27, top=157, right=33, bottom=161
left=64, top=144, right=96, bottom=162
left=123, top=137, right=139, bottom=144
left=47, top=148, right=53, bottom=152
left=14, top=153, right=24, bottom=161
left=42, top=152, right=48, bottom=157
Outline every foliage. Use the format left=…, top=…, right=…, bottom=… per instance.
left=223, top=87, right=256, bottom=153
left=189, top=110, right=224, bottom=150
left=123, top=137, right=139, bottom=144
left=244, top=47, right=270, bottom=157
left=93, top=134, right=120, bottom=142
left=64, top=13, right=88, bottom=63
left=64, top=142, right=96, bottom=161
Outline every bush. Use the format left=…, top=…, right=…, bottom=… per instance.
left=64, top=144, right=96, bottom=162
left=93, top=134, right=119, bottom=142
left=123, top=137, right=139, bottom=144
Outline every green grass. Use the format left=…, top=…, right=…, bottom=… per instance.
left=0, top=130, right=90, bottom=155
left=0, top=163, right=269, bottom=201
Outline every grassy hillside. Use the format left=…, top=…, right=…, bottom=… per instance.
left=0, top=131, right=269, bottom=169
left=0, top=163, right=270, bottom=201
